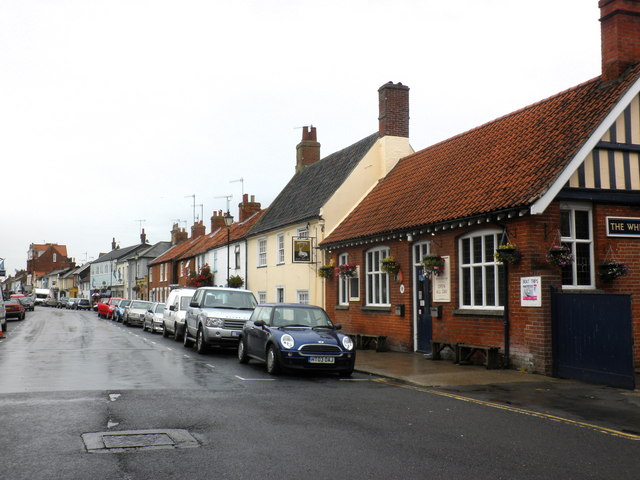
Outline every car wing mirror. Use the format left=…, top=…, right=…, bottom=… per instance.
left=333, top=323, right=342, bottom=330
left=254, top=320, right=265, bottom=327
left=189, top=301, right=199, bottom=307
left=169, top=305, right=176, bottom=312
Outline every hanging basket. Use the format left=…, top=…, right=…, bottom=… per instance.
left=336, top=264, right=357, bottom=278
left=381, top=256, right=400, bottom=275
left=227, top=275, right=245, bottom=288
left=318, top=265, right=335, bottom=279
left=546, top=246, right=573, bottom=267
left=598, top=262, right=630, bottom=282
left=422, top=254, right=445, bottom=277
left=494, top=243, right=521, bottom=265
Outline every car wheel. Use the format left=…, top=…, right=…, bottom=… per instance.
left=173, top=323, right=182, bottom=342
left=266, top=345, right=280, bottom=375
left=183, top=326, right=193, bottom=348
left=21, top=312, right=25, bottom=320
left=238, top=337, right=249, bottom=364
left=195, top=327, right=207, bottom=354
left=162, top=324, right=169, bottom=337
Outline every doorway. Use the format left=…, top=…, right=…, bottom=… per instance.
left=413, top=242, right=432, bottom=353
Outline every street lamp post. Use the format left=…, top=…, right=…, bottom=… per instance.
left=224, top=211, right=234, bottom=286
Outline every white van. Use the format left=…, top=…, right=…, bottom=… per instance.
left=162, top=288, right=196, bottom=341
left=34, top=288, right=51, bottom=306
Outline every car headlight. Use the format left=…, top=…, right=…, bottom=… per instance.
left=280, top=334, right=294, bottom=349
left=342, top=335, right=354, bottom=351
left=205, top=317, right=224, bottom=328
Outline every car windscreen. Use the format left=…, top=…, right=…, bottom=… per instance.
left=131, top=301, right=151, bottom=309
left=120, top=300, right=132, bottom=307
left=6, top=299, right=21, bottom=305
left=272, top=307, right=333, bottom=328
left=202, top=291, right=257, bottom=309
left=155, top=304, right=165, bottom=313
left=179, top=297, right=192, bottom=310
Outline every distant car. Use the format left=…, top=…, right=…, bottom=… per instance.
left=11, top=294, right=35, bottom=311
left=56, top=297, right=69, bottom=308
left=45, top=297, right=58, bottom=307
left=5, top=298, right=26, bottom=321
left=113, top=299, right=132, bottom=322
left=143, top=302, right=165, bottom=333
left=0, top=298, right=6, bottom=333
left=237, top=304, right=355, bottom=376
left=183, top=287, right=257, bottom=353
left=66, top=298, right=80, bottom=309
left=97, top=297, right=122, bottom=319
left=76, top=299, right=92, bottom=311
left=123, top=300, right=152, bottom=327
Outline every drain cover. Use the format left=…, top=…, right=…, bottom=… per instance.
left=82, top=429, right=199, bottom=453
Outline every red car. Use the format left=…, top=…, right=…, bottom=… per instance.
left=5, top=298, right=26, bottom=320
left=97, top=297, right=122, bottom=319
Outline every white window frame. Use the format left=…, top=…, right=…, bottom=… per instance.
left=338, top=253, right=349, bottom=305
left=277, top=233, right=285, bottom=265
left=258, top=238, right=267, bottom=267
left=234, top=244, right=241, bottom=270
left=297, top=290, right=309, bottom=305
left=366, top=246, right=390, bottom=306
left=459, top=229, right=503, bottom=309
left=560, top=203, right=595, bottom=289
left=258, top=291, right=267, bottom=304
left=275, top=286, right=285, bottom=303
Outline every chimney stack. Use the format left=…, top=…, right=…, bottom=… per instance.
left=111, top=238, right=117, bottom=250
left=600, top=0, right=640, bottom=82
left=171, top=223, right=188, bottom=246
left=238, top=194, right=261, bottom=222
left=378, top=82, right=409, bottom=138
left=191, top=220, right=206, bottom=239
left=211, top=210, right=227, bottom=231
left=140, top=228, right=147, bottom=244
left=296, top=126, right=321, bottom=173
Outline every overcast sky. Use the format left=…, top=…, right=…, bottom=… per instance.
left=0, top=0, right=602, bottom=275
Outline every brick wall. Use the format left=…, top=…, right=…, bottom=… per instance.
left=325, top=200, right=640, bottom=373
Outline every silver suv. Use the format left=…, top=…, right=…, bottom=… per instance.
left=184, top=287, right=257, bottom=354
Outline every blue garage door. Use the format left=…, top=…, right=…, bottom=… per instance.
left=552, top=291, right=635, bottom=389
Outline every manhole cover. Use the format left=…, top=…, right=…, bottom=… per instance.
left=82, top=429, right=199, bottom=453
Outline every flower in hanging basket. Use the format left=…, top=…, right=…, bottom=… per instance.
left=598, top=261, right=630, bottom=281
left=422, top=254, right=445, bottom=277
left=227, top=274, right=244, bottom=288
left=494, top=242, right=521, bottom=265
left=336, top=263, right=357, bottom=278
left=546, top=245, right=573, bottom=267
left=318, top=265, right=335, bottom=279
left=380, top=256, right=400, bottom=275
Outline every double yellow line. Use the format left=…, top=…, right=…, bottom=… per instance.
left=375, top=379, right=640, bottom=441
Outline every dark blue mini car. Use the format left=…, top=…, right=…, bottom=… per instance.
left=238, top=304, right=355, bottom=376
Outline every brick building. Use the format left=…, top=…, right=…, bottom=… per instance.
left=320, top=0, right=640, bottom=388
left=26, top=243, right=74, bottom=287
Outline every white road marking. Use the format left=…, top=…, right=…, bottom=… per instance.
left=206, top=364, right=215, bottom=369
left=235, top=375, right=275, bottom=381
left=109, top=393, right=121, bottom=402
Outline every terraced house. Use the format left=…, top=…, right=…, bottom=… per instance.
left=320, top=0, right=640, bottom=389
left=246, top=82, right=414, bottom=306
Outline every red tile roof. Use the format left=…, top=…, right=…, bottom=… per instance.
left=322, top=67, right=640, bottom=247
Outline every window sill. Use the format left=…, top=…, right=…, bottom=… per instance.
left=453, top=308, right=503, bottom=317
left=361, top=305, right=392, bottom=313
left=336, top=305, right=349, bottom=310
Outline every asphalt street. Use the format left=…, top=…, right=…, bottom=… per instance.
left=0, top=308, right=638, bottom=480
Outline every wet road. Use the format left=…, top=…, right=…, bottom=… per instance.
left=1, top=308, right=639, bottom=480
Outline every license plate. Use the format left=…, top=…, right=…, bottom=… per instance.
left=309, top=356, right=335, bottom=364
left=231, top=331, right=239, bottom=337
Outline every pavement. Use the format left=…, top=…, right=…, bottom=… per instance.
left=354, top=349, right=640, bottom=438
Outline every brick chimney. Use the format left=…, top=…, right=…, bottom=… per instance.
left=238, top=194, right=261, bottom=222
left=378, top=82, right=409, bottom=138
left=171, top=223, right=188, bottom=246
left=191, top=220, right=206, bottom=238
left=600, top=0, right=640, bottom=82
left=296, top=126, right=321, bottom=173
left=140, top=228, right=147, bottom=244
left=211, top=210, right=227, bottom=231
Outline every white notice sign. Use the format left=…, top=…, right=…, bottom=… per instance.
left=520, top=276, right=541, bottom=307
left=432, top=256, right=450, bottom=302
